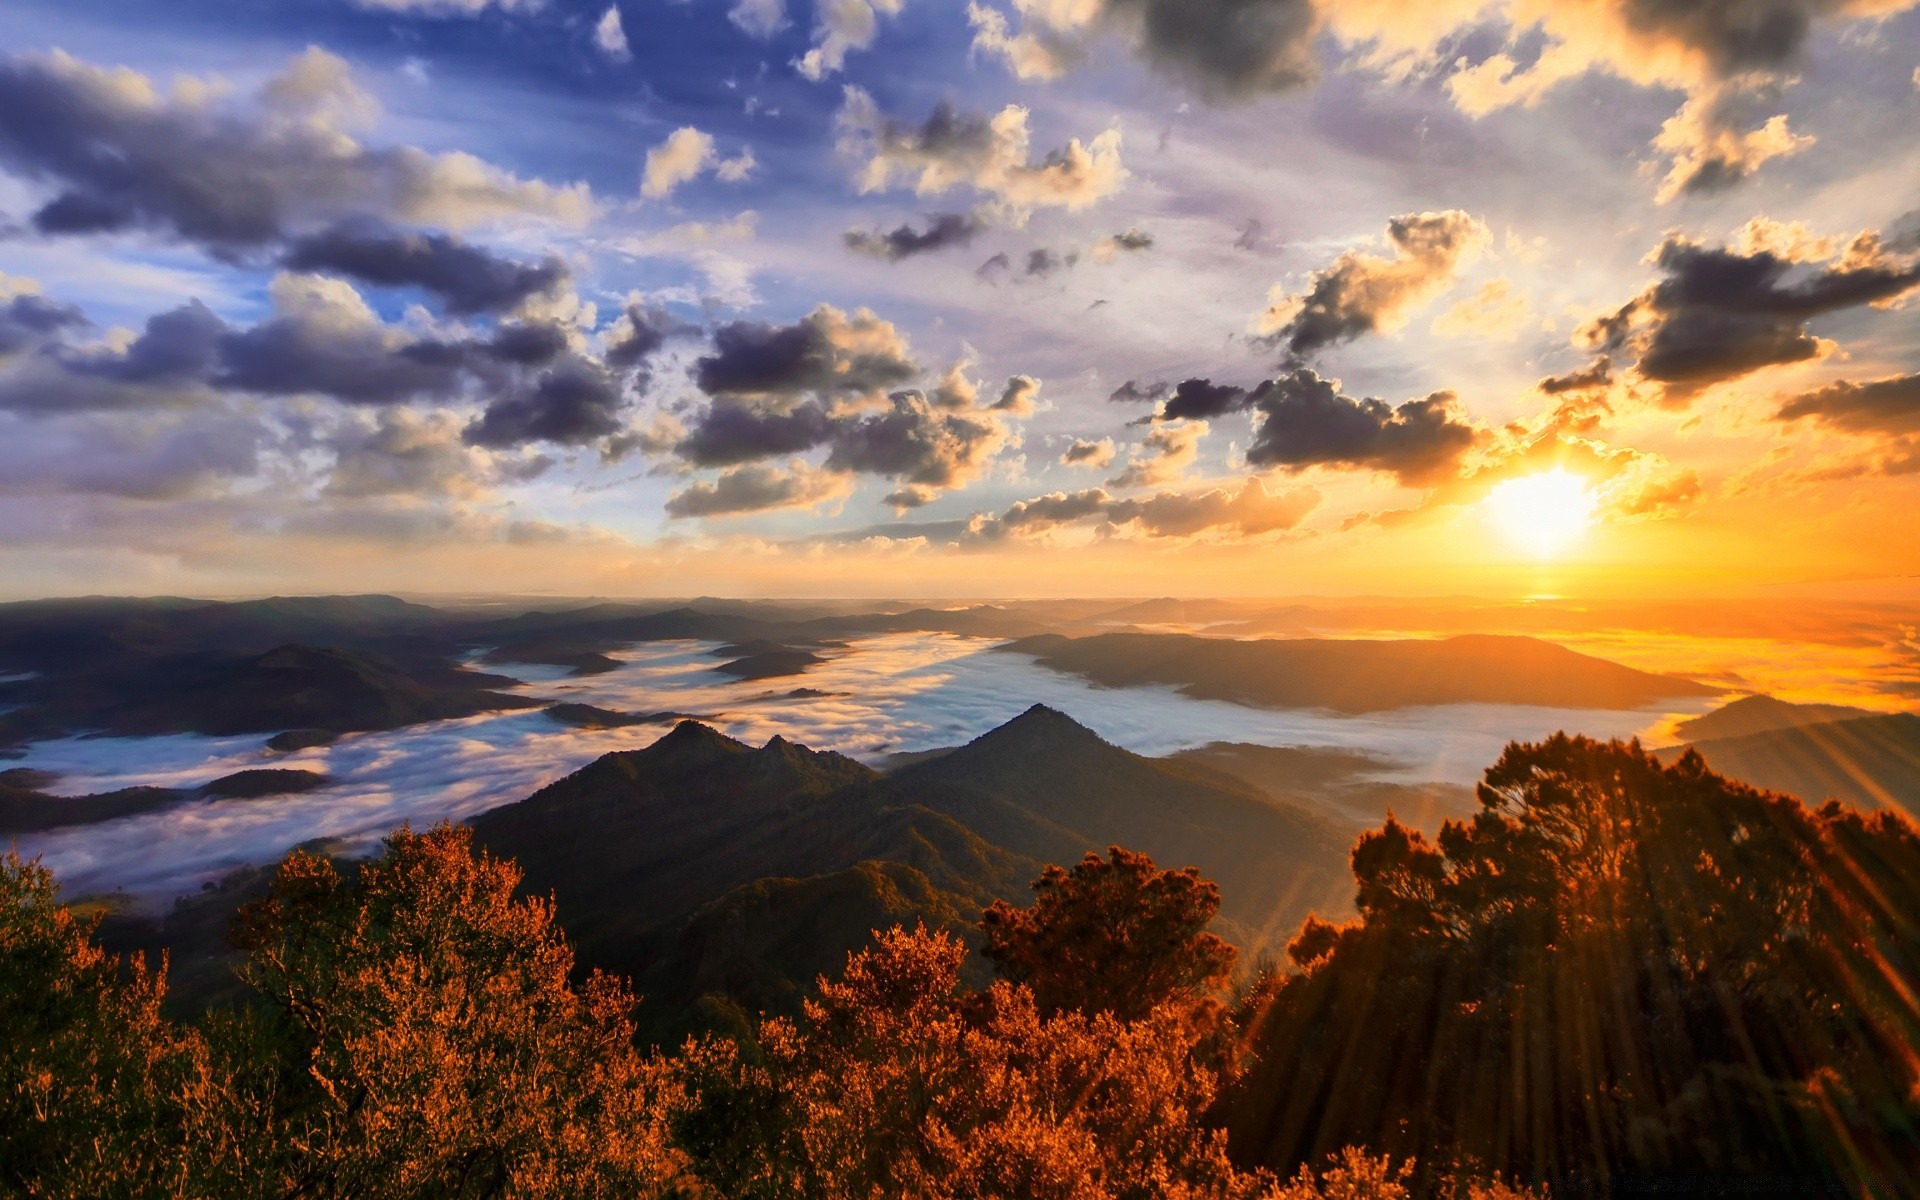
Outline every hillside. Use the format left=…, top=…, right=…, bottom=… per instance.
left=1672, top=693, right=1875, bottom=742
left=1003, top=632, right=1717, bottom=713
left=1660, top=712, right=1920, bottom=815
left=470, top=705, right=1360, bottom=1036
left=885, top=705, right=1354, bottom=948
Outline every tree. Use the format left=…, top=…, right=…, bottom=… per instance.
left=680, top=923, right=1266, bottom=1200
left=0, top=850, right=202, bottom=1198
left=980, top=846, right=1237, bottom=1021
left=1226, top=735, right=1920, bottom=1195
left=216, top=823, right=691, bottom=1199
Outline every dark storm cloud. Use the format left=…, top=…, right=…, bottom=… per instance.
left=463, top=358, right=626, bottom=448
left=61, top=300, right=227, bottom=385
left=1097, top=0, right=1321, bottom=102
left=217, top=312, right=466, bottom=406
left=693, top=306, right=918, bottom=399
left=281, top=223, right=570, bottom=316
left=1024, top=247, right=1077, bottom=277
left=678, top=399, right=837, bottom=467
left=1538, top=357, right=1614, bottom=395
left=481, top=321, right=571, bottom=368
left=1777, top=374, right=1920, bottom=437
left=1585, top=232, right=1920, bottom=400
left=1259, top=210, right=1490, bottom=359
left=0, top=48, right=587, bottom=257
left=0, top=292, right=88, bottom=355
left=1109, top=380, right=1169, bottom=404
left=843, top=212, right=985, bottom=262
left=1160, top=378, right=1248, bottom=421
left=1245, top=369, right=1478, bottom=486
left=1105, top=227, right=1153, bottom=253
left=604, top=304, right=701, bottom=381
left=823, top=394, right=1004, bottom=489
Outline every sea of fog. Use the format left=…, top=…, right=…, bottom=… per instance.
left=10, top=633, right=1717, bottom=902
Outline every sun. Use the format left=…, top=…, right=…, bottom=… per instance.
left=1483, top=469, right=1598, bottom=558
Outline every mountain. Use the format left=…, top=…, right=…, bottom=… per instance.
left=1163, top=742, right=1478, bottom=830
left=468, top=720, right=1038, bottom=1038
left=1003, top=632, right=1717, bottom=713
left=1672, top=693, right=1875, bottom=742
left=0, top=770, right=182, bottom=835
left=469, top=705, right=1360, bottom=1040
left=885, top=706, right=1354, bottom=948
left=1660, top=712, right=1920, bottom=815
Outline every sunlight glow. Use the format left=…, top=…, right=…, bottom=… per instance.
left=1484, top=470, right=1598, bottom=559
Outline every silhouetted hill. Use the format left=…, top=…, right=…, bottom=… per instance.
left=542, top=703, right=696, bottom=729
left=888, top=705, right=1354, bottom=947
left=198, top=769, right=329, bottom=800
left=0, top=775, right=182, bottom=834
left=470, top=719, right=1039, bottom=1039
left=71, top=644, right=541, bottom=738
left=468, top=704, right=1358, bottom=1039
left=1164, top=742, right=1478, bottom=830
left=712, top=648, right=825, bottom=679
left=1003, top=632, right=1717, bottom=713
left=1660, top=712, right=1920, bottom=815
left=1672, top=693, right=1874, bottom=742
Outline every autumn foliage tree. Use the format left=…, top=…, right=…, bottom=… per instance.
left=678, top=924, right=1266, bottom=1200
left=215, top=824, right=692, bottom=1198
left=0, top=851, right=202, bottom=1198
left=979, top=845, right=1237, bottom=1021
left=1226, top=734, right=1920, bottom=1195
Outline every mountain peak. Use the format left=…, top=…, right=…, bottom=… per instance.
left=636, top=720, right=751, bottom=773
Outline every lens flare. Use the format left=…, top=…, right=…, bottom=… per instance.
left=1483, top=469, right=1597, bottom=558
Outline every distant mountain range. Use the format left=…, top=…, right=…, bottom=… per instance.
left=469, top=705, right=1353, bottom=1040
left=1002, top=632, right=1718, bottom=713
left=1660, top=697, right=1920, bottom=816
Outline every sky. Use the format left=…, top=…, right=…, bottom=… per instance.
left=1, top=0, right=1918, bottom=600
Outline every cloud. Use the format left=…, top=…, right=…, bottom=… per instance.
left=990, top=374, right=1041, bottom=415
left=664, top=459, right=851, bottom=518
left=843, top=212, right=985, bottom=261
left=1778, top=374, right=1920, bottom=437
left=1160, top=378, right=1247, bottom=422
left=594, top=6, right=632, bottom=62
left=797, top=0, right=905, bottom=81
left=1245, top=369, right=1478, bottom=486
left=0, top=288, right=88, bottom=358
left=1105, top=477, right=1320, bottom=538
left=354, top=0, right=544, bottom=13
left=1651, top=88, right=1814, bottom=201
left=1090, top=226, right=1153, bottom=261
left=729, top=0, right=787, bottom=37
left=968, top=0, right=1320, bottom=101
left=0, top=48, right=591, bottom=256
left=823, top=391, right=1010, bottom=496
left=1257, top=210, right=1490, bottom=358
left=0, top=406, right=268, bottom=500
left=679, top=399, right=840, bottom=467
left=281, top=221, right=569, bottom=316
left=1107, top=418, right=1207, bottom=488
left=216, top=274, right=468, bottom=405
left=968, top=476, right=1318, bottom=541
left=463, top=357, right=627, bottom=448
left=1060, top=437, right=1115, bottom=468
left=1431, top=279, right=1535, bottom=341
left=694, top=304, right=919, bottom=400
left=1583, top=227, right=1920, bottom=402
left=837, top=88, right=1126, bottom=219
left=643, top=127, right=716, bottom=199
left=325, top=408, right=500, bottom=500
left=603, top=302, right=700, bottom=377
left=1108, top=379, right=1168, bottom=404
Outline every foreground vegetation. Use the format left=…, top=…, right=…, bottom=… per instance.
left=4, top=736, right=1917, bottom=1197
